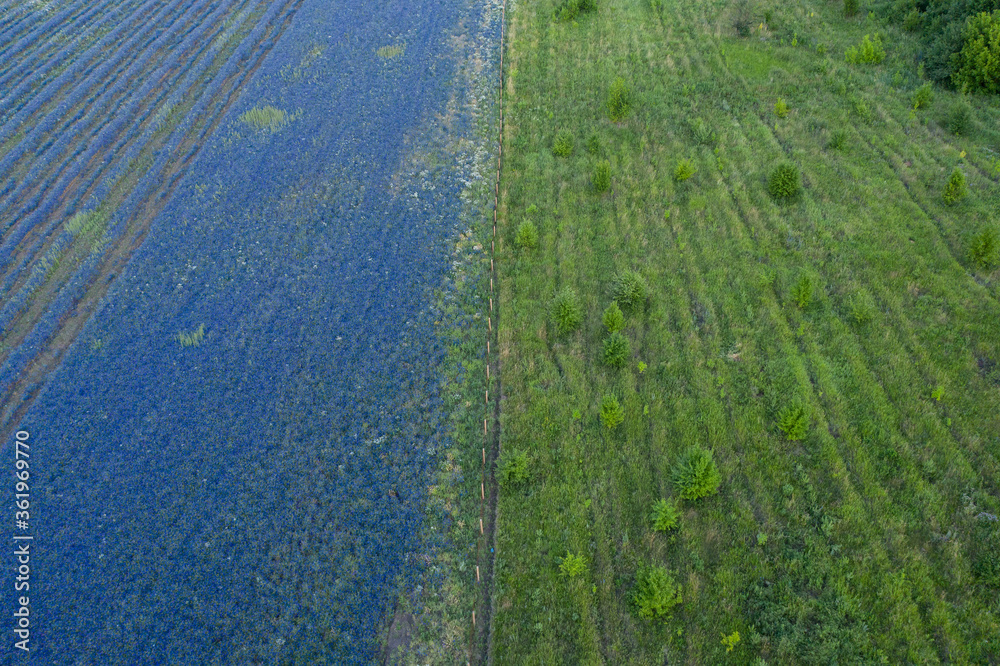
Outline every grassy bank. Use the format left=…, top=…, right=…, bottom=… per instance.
left=492, top=0, right=1000, bottom=662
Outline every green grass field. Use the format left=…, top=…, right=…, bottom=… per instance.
left=491, top=0, right=1000, bottom=663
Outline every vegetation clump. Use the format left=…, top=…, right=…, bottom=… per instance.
left=556, top=0, right=596, bottom=21
left=650, top=498, right=681, bottom=532
left=593, top=160, right=611, bottom=192
left=586, top=133, right=601, bottom=154
left=515, top=220, right=539, bottom=249
left=559, top=552, right=587, bottom=578
left=607, top=76, right=631, bottom=121
left=946, top=98, right=974, bottom=135
left=600, top=394, right=625, bottom=429
left=551, top=288, right=583, bottom=334
left=177, top=324, right=206, bottom=347
left=912, top=82, right=934, bottom=109
left=603, top=331, right=631, bottom=368
left=674, top=158, right=697, bottom=182
left=942, top=167, right=968, bottom=205
left=688, top=117, right=716, bottom=145
left=602, top=302, right=625, bottom=333
left=968, top=227, right=999, bottom=269
left=952, top=11, right=1000, bottom=94
left=849, top=289, right=876, bottom=325
left=828, top=130, right=847, bottom=150
left=778, top=403, right=809, bottom=441
left=791, top=274, right=814, bottom=309
left=844, top=0, right=859, bottom=18
left=612, top=270, right=648, bottom=311
left=633, top=564, right=683, bottom=620
left=671, top=446, right=721, bottom=500
left=774, top=98, right=789, bottom=118
left=552, top=129, right=574, bottom=157
left=767, top=163, right=802, bottom=201
left=498, top=449, right=531, bottom=487
left=731, top=0, right=756, bottom=37
left=845, top=34, right=886, bottom=65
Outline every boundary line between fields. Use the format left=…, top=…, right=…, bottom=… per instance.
left=468, top=0, right=506, bottom=663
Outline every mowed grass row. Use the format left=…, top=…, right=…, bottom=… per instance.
left=493, top=0, right=1000, bottom=662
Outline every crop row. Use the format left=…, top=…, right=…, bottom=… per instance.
left=0, top=0, right=305, bottom=427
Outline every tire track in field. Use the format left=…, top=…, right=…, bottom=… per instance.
left=0, top=0, right=307, bottom=450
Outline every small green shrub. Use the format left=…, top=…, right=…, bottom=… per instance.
left=497, top=449, right=530, bottom=486
left=971, top=517, right=1000, bottom=588
left=844, top=0, right=859, bottom=18
left=778, top=403, right=809, bottom=441
left=601, top=394, right=625, bottom=429
left=613, top=269, right=648, bottom=311
left=845, top=33, right=886, bottom=64
left=791, top=274, right=813, bottom=309
left=828, top=130, right=847, bottom=150
left=774, top=97, right=789, bottom=118
left=674, top=158, right=697, bottom=182
left=767, top=162, right=802, bottom=201
left=515, top=220, right=538, bottom=249
left=689, top=117, right=716, bottom=145
left=603, top=301, right=625, bottom=332
left=672, top=446, right=721, bottom=501
left=969, top=227, right=999, bottom=269
left=553, top=129, right=574, bottom=157
left=556, top=0, right=596, bottom=21
left=732, top=0, right=755, bottom=37
left=586, top=133, right=601, bottom=154
left=721, top=631, right=741, bottom=652
left=849, top=289, right=876, bottom=325
left=607, top=76, right=631, bottom=121
left=593, top=160, right=611, bottom=192
left=951, top=11, right=1000, bottom=94
left=902, top=9, right=923, bottom=32
left=650, top=498, right=681, bottom=532
left=633, top=564, right=683, bottom=620
left=942, top=167, right=968, bottom=205
left=603, top=331, right=631, bottom=368
left=946, top=99, right=974, bottom=135
left=912, top=82, right=934, bottom=109
left=551, top=288, right=583, bottom=334
left=559, top=551, right=587, bottom=578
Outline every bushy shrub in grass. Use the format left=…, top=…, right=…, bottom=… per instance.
left=774, top=97, right=789, bottom=118
left=559, top=551, right=587, bottom=578
left=912, top=82, right=934, bottom=109
left=767, top=163, right=802, bottom=201
left=942, top=167, right=968, bottom=204
left=971, top=517, right=1000, bottom=588
left=613, top=269, right=648, bottom=311
left=674, top=158, right=696, bottom=182
left=600, top=394, right=624, bottom=429
left=633, top=564, right=683, bottom=620
left=603, top=301, right=625, bottom=332
left=969, top=227, right=999, bottom=269
left=650, top=498, right=681, bottom=532
left=732, top=0, right=756, bottom=37
left=551, top=288, right=582, bottom=335
left=593, top=160, right=611, bottom=192
left=845, top=0, right=859, bottom=18
left=515, top=220, right=538, bottom=249
left=497, top=449, right=530, bottom=487
left=671, top=446, right=721, bottom=501
left=778, top=403, right=809, bottom=441
left=951, top=11, right=1000, bottom=94
left=790, top=274, right=813, bottom=309
left=607, top=76, right=631, bottom=122
left=586, top=133, right=601, bottom=154
left=946, top=98, right=974, bottom=135
left=603, top=331, right=631, bottom=368
left=903, top=8, right=924, bottom=32
left=552, top=129, right=574, bottom=157
left=828, top=130, right=848, bottom=150
left=689, top=117, right=716, bottom=145
left=845, top=34, right=886, bottom=64
left=556, top=0, right=596, bottom=21
left=849, top=289, right=876, bottom=325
